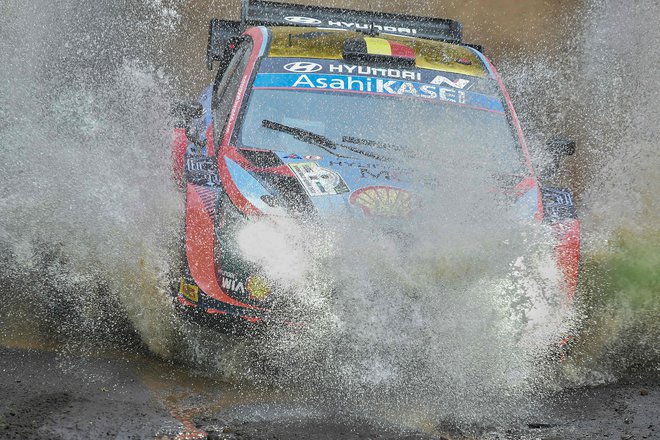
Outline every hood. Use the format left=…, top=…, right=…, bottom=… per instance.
left=225, top=147, right=538, bottom=221
left=273, top=151, right=416, bottom=218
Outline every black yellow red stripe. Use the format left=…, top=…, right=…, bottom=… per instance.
left=363, top=37, right=415, bottom=59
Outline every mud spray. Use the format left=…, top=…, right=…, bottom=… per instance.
left=0, top=0, right=657, bottom=435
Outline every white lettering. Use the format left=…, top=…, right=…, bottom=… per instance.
left=386, top=69, right=401, bottom=78
left=320, top=19, right=416, bottom=34
left=419, top=84, right=437, bottom=98
left=376, top=79, right=397, bottom=94
left=347, top=76, right=364, bottom=91
left=329, top=78, right=344, bottom=89
left=439, top=88, right=458, bottom=102
left=397, top=82, right=418, bottom=96
left=431, top=75, right=470, bottom=89
left=292, top=74, right=315, bottom=88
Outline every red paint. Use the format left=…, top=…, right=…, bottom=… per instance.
left=176, top=296, right=198, bottom=308
left=214, top=27, right=268, bottom=216
left=185, top=184, right=264, bottom=310
left=389, top=41, right=416, bottom=59
left=553, top=219, right=581, bottom=300
left=480, top=55, right=544, bottom=222
left=220, top=27, right=265, bottom=147
left=259, top=165, right=296, bottom=177
left=205, top=123, right=214, bottom=156
left=241, top=315, right=261, bottom=324
left=171, top=128, right=188, bottom=184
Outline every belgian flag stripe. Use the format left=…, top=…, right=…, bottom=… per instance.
left=364, top=37, right=392, bottom=55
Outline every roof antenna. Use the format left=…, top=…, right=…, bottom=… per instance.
left=367, top=21, right=379, bottom=36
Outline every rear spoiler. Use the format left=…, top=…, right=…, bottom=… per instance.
left=241, top=0, right=463, bottom=42
left=207, top=0, right=465, bottom=70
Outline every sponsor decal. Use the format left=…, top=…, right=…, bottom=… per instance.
left=456, top=58, right=473, bottom=66
left=328, top=63, right=421, bottom=81
left=252, top=73, right=502, bottom=112
left=259, top=58, right=478, bottom=89
left=285, top=16, right=322, bottom=25
left=221, top=272, right=246, bottom=295
left=289, top=162, right=350, bottom=197
left=304, top=155, right=322, bottom=160
left=359, top=167, right=391, bottom=180
left=284, top=153, right=303, bottom=159
left=282, top=15, right=418, bottom=34
left=284, top=61, right=323, bottom=73
left=329, top=20, right=417, bottom=35
left=328, top=160, right=378, bottom=168
left=541, top=187, right=577, bottom=221
left=349, top=186, right=416, bottom=217
left=179, top=279, right=199, bottom=303
left=247, top=275, right=271, bottom=301
left=430, top=75, right=470, bottom=89
left=186, top=156, right=220, bottom=186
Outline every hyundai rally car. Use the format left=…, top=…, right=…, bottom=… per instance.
left=170, top=0, right=581, bottom=333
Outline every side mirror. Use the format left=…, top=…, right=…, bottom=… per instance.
left=172, top=102, right=204, bottom=146
left=172, top=102, right=203, bottom=128
left=543, top=137, right=576, bottom=179
left=548, top=137, right=576, bottom=159
left=207, top=19, right=242, bottom=70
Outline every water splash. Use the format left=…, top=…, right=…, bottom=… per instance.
left=1, top=0, right=658, bottom=435
left=234, top=161, right=570, bottom=427
left=0, top=1, right=184, bottom=355
left=497, top=0, right=660, bottom=384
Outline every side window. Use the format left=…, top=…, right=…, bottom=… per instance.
left=214, top=40, right=253, bottom=142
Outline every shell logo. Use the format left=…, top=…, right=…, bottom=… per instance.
left=247, top=275, right=271, bottom=301
left=349, top=186, right=416, bottom=217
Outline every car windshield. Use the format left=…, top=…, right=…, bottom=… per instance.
left=237, top=65, right=528, bottom=176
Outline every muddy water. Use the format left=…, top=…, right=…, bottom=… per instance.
left=1, top=0, right=659, bottom=439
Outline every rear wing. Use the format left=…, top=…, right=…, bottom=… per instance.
left=241, top=0, right=463, bottom=42
left=207, top=0, right=464, bottom=70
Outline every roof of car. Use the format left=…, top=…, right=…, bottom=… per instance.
left=266, top=26, right=488, bottom=78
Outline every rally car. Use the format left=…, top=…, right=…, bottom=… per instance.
left=170, top=0, right=581, bottom=333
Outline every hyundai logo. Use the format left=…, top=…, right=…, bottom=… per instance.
left=284, top=16, right=322, bottom=25
left=283, top=61, right=323, bottom=73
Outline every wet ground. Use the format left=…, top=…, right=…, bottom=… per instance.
left=1, top=342, right=658, bottom=440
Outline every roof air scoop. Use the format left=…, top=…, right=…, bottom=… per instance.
left=342, top=37, right=416, bottom=68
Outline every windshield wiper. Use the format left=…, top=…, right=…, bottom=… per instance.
left=341, top=136, right=406, bottom=152
left=261, top=120, right=387, bottom=160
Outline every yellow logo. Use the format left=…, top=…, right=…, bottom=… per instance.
left=179, top=278, right=199, bottom=303
left=247, top=275, right=271, bottom=301
left=349, top=186, right=415, bottom=217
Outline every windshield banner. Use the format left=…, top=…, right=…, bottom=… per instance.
left=259, top=58, right=489, bottom=90
left=252, top=72, right=504, bottom=113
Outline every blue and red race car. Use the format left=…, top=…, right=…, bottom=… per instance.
left=170, top=0, right=580, bottom=334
